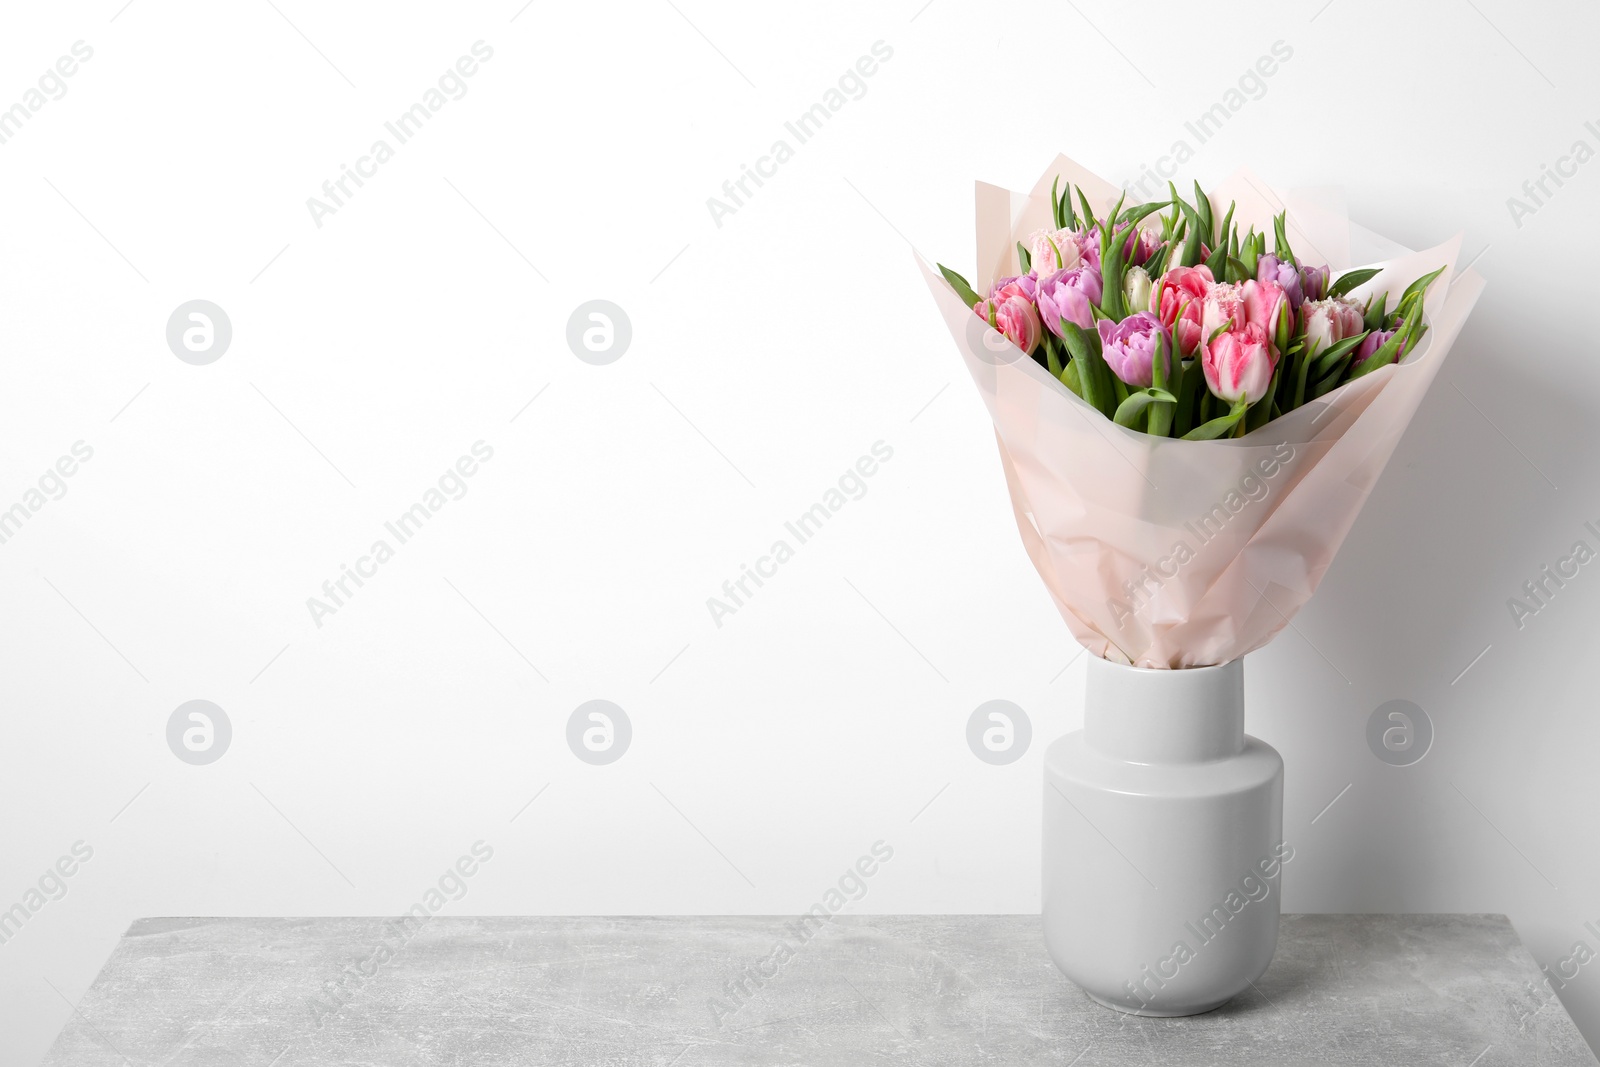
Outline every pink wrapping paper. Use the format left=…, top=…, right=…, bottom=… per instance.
left=921, top=156, right=1485, bottom=669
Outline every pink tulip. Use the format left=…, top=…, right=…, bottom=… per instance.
left=990, top=273, right=1037, bottom=304
left=1025, top=228, right=1083, bottom=275
left=1242, top=279, right=1289, bottom=342
left=972, top=295, right=1041, bottom=355
left=1200, top=282, right=1244, bottom=341
left=1202, top=280, right=1288, bottom=351
left=1151, top=265, right=1213, bottom=357
left=1202, top=323, right=1275, bottom=404
left=1299, top=297, right=1365, bottom=353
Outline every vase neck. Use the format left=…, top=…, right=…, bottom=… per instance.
left=1083, top=655, right=1245, bottom=763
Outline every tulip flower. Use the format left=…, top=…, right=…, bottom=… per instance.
left=1202, top=323, right=1276, bottom=403
left=1202, top=279, right=1287, bottom=352
left=1300, top=297, right=1365, bottom=353
left=1096, top=312, right=1172, bottom=388
left=1076, top=232, right=1102, bottom=269
left=972, top=294, right=1042, bottom=356
left=990, top=273, right=1037, bottom=304
left=1256, top=254, right=1305, bottom=310
left=1037, top=265, right=1104, bottom=335
left=1151, top=265, right=1213, bottom=357
left=1352, top=328, right=1400, bottom=367
left=1122, top=266, right=1153, bottom=316
left=1299, top=263, right=1330, bottom=303
left=1025, top=228, right=1083, bottom=276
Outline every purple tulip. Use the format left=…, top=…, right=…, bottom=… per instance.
left=1037, top=265, right=1104, bottom=335
left=1299, top=263, right=1330, bottom=303
left=1256, top=254, right=1305, bottom=311
left=1353, top=329, right=1396, bottom=366
left=1095, top=311, right=1172, bottom=388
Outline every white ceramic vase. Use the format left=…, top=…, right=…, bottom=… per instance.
left=1042, top=654, right=1285, bottom=1016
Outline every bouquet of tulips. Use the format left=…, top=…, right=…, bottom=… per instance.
left=919, top=156, right=1482, bottom=668
left=937, top=181, right=1443, bottom=440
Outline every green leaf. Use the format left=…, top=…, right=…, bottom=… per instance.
left=1045, top=333, right=1063, bottom=377
left=1061, top=358, right=1083, bottom=397
left=1173, top=358, right=1201, bottom=436
left=1329, top=267, right=1382, bottom=298
left=938, top=264, right=983, bottom=309
left=1181, top=398, right=1249, bottom=440
left=1105, top=190, right=1127, bottom=234
left=1316, top=351, right=1354, bottom=389
left=1076, top=188, right=1098, bottom=235
left=1016, top=242, right=1032, bottom=275
left=1146, top=332, right=1175, bottom=437
left=1225, top=255, right=1252, bottom=284
left=1350, top=292, right=1424, bottom=379
left=1122, top=201, right=1168, bottom=227
left=1177, top=225, right=1200, bottom=269
left=1060, top=321, right=1116, bottom=419
left=1050, top=176, right=1062, bottom=231
left=1099, top=225, right=1127, bottom=320
left=1204, top=242, right=1227, bottom=278
left=1216, top=202, right=1236, bottom=257
left=1310, top=366, right=1345, bottom=400
left=1150, top=330, right=1169, bottom=392
left=1113, top=387, right=1178, bottom=428
left=1272, top=212, right=1297, bottom=267
left=1046, top=236, right=1067, bottom=272
left=1396, top=265, right=1447, bottom=311
left=1192, top=181, right=1213, bottom=245
left=1144, top=243, right=1169, bottom=278
left=1063, top=182, right=1079, bottom=230
left=1363, top=291, right=1389, bottom=333
left=1313, top=330, right=1369, bottom=379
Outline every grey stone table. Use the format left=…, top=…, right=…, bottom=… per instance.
left=42, top=914, right=1597, bottom=1066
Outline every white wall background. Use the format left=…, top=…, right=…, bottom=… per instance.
left=1, top=0, right=1597, bottom=1062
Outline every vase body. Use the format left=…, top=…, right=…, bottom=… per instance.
left=1042, top=654, right=1284, bottom=1016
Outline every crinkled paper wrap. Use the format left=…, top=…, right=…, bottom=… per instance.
left=921, top=155, right=1484, bottom=669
